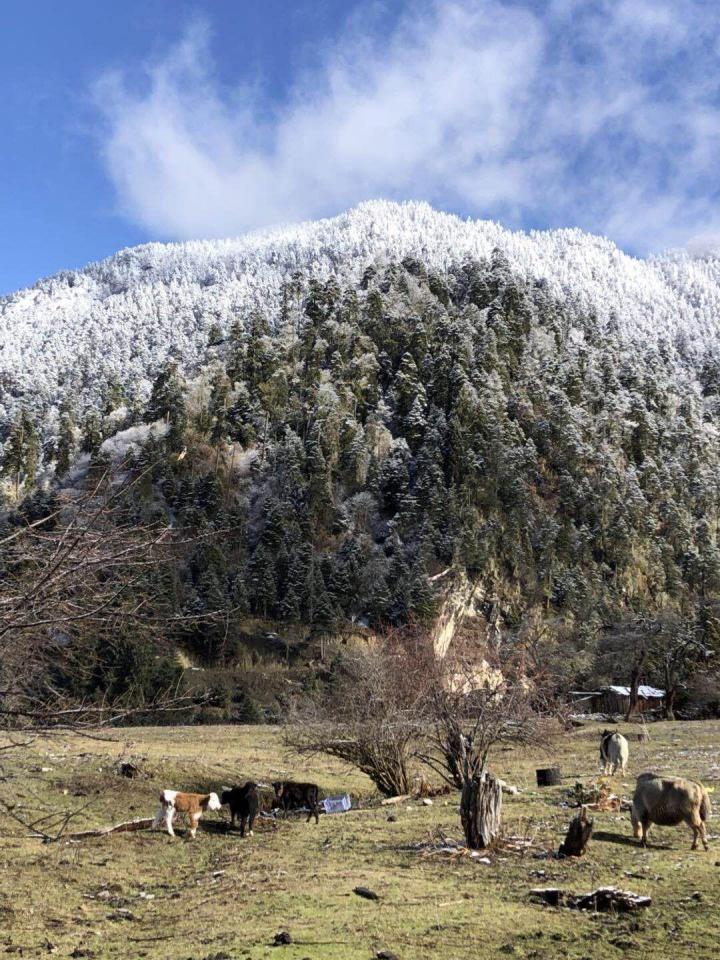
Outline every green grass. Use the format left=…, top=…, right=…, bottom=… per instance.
left=1, top=720, right=719, bottom=959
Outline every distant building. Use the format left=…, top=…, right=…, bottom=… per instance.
left=570, top=685, right=665, bottom=715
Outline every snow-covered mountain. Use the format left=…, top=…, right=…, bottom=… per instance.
left=3, top=200, right=720, bottom=433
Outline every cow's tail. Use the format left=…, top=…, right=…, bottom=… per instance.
left=700, top=789, right=712, bottom=822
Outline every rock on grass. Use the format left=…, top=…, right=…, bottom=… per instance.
left=354, top=886, right=380, bottom=901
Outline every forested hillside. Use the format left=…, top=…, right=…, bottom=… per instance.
left=4, top=200, right=720, bottom=447
left=2, top=204, right=720, bottom=718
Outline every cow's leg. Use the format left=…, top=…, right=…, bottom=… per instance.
left=240, top=815, right=246, bottom=838
left=164, top=807, right=176, bottom=838
left=690, top=813, right=708, bottom=851
left=189, top=813, right=200, bottom=839
left=641, top=817, right=650, bottom=847
left=248, top=812, right=255, bottom=837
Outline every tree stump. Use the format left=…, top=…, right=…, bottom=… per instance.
left=460, top=772, right=502, bottom=849
left=536, top=767, right=561, bottom=787
left=558, top=806, right=593, bottom=857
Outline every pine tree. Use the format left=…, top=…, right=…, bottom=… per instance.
left=81, top=411, right=103, bottom=454
left=2, top=408, right=40, bottom=494
left=146, top=361, right=187, bottom=450
left=249, top=544, right=277, bottom=618
left=208, top=369, right=232, bottom=442
left=55, top=400, right=78, bottom=476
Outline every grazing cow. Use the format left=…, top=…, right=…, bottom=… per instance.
left=152, top=789, right=222, bottom=839
left=599, top=729, right=629, bottom=776
left=631, top=772, right=712, bottom=850
left=272, top=780, right=320, bottom=824
left=221, top=782, right=259, bottom=837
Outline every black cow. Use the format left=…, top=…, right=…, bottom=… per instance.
left=221, top=782, right=259, bottom=836
left=272, top=780, right=320, bottom=824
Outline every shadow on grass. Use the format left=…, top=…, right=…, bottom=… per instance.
left=201, top=818, right=278, bottom=836
left=199, top=819, right=233, bottom=835
left=594, top=830, right=671, bottom=850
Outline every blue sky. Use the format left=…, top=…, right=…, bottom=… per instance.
left=2, top=0, right=720, bottom=294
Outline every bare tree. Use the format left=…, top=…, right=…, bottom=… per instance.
left=420, top=663, right=544, bottom=785
left=418, top=653, right=555, bottom=848
left=594, top=617, right=661, bottom=720
left=287, top=634, right=433, bottom=796
left=650, top=606, right=719, bottom=719
left=288, top=622, right=556, bottom=851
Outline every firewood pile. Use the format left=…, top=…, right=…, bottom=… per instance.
left=565, top=779, right=622, bottom=811
left=530, top=886, right=651, bottom=912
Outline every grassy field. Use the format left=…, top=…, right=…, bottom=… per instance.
left=1, top=719, right=719, bottom=960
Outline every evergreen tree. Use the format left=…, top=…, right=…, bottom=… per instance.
left=146, top=361, right=187, bottom=450
left=2, top=408, right=40, bottom=493
left=55, top=400, right=78, bottom=476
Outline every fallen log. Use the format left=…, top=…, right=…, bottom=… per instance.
left=380, top=794, right=411, bottom=805
left=60, top=817, right=155, bottom=840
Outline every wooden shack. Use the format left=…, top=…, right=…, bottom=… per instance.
left=570, top=685, right=664, bottom=715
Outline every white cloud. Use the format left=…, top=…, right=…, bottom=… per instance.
left=93, top=1, right=720, bottom=253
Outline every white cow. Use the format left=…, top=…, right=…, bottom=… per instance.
left=599, top=730, right=629, bottom=776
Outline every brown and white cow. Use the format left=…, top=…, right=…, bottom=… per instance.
left=152, top=789, right=222, bottom=839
